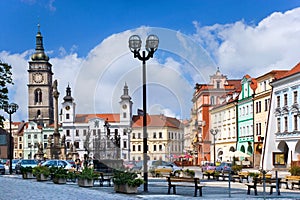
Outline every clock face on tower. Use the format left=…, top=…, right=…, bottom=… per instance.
left=33, top=73, right=44, bottom=83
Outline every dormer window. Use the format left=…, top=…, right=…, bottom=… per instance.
left=216, top=81, right=220, bottom=89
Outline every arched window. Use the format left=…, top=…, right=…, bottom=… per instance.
left=37, top=110, right=41, bottom=117
left=34, top=89, right=42, bottom=103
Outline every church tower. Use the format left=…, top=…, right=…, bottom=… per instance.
left=61, top=84, right=76, bottom=124
left=28, top=25, right=54, bottom=126
left=119, top=83, right=133, bottom=126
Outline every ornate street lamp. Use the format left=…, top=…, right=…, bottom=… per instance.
left=128, top=34, right=159, bottom=192
left=3, top=103, right=19, bottom=174
left=210, top=129, right=219, bottom=166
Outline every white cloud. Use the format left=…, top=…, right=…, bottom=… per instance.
left=7, top=4, right=300, bottom=123
left=192, top=7, right=300, bottom=78
left=0, top=26, right=214, bottom=121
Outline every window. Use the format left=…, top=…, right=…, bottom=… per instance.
left=132, top=145, right=136, bottom=151
left=123, top=141, right=127, bottom=149
left=153, top=145, right=157, bottom=151
left=277, top=118, right=281, bottom=133
left=284, top=94, right=288, bottom=106
left=159, top=132, right=162, bottom=138
left=34, top=88, right=42, bottom=103
left=34, top=134, right=37, bottom=139
left=159, top=145, right=163, bottom=151
left=19, top=144, right=22, bottom=149
left=19, top=137, right=22, bottom=141
left=132, top=133, right=135, bottom=139
left=256, top=123, right=261, bottom=135
left=294, top=115, right=298, bottom=131
left=138, top=145, right=141, bottom=151
left=28, top=135, right=31, bottom=139
left=294, top=91, right=298, bottom=104
left=263, top=81, right=267, bottom=91
left=74, top=141, right=79, bottom=148
left=284, top=117, right=288, bottom=132
left=123, top=112, right=126, bottom=118
left=66, top=113, right=70, bottom=119
left=83, top=129, right=87, bottom=136
left=66, top=130, right=70, bottom=137
left=210, top=96, right=215, bottom=105
left=93, top=129, right=96, bottom=136
left=277, top=96, right=280, bottom=107
left=43, top=134, right=47, bottom=139
left=123, top=129, right=127, bottom=136
left=138, top=133, right=141, bottom=139
left=76, top=130, right=79, bottom=136
left=153, top=132, right=156, bottom=139
left=216, top=81, right=220, bottom=89
left=264, top=99, right=268, bottom=111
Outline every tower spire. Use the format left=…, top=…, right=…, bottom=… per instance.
left=121, top=82, right=131, bottom=100
left=31, top=23, right=49, bottom=61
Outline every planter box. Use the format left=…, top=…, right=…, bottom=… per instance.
left=78, top=178, right=94, bottom=187
left=22, top=172, right=34, bottom=179
left=53, top=177, right=67, bottom=184
left=114, top=184, right=138, bottom=194
left=36, top=174, right=48, bottom=181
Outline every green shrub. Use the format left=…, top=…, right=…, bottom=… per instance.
left=32, top=166, right=50, bottom=177
left=289, top=166, right=300, bottom=176
left=53, top=167, right=68, bottom=179
left=249, top=172, right=259, bottom=178
left=78, top=167, right=99, bottom=180
left=20, top=166, right=33, bottom=174
left=231, top=165, right=242, bottom=174
left=184, top=169, right=195, bottom=177
left=113, top=170, right=144, bottom=187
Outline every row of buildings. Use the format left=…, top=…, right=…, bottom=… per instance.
left=1, top=26, right=300, bottom=171
left=185, top=64, right=300, bottom=170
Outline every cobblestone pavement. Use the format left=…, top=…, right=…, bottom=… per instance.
left=1, top=174, right=300, bottom=200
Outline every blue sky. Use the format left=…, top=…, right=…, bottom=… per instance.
left=1, top=0, right=300, bottom=122
left=2, top=0, right=300, bottom=57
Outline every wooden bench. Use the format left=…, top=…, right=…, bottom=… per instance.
left=166, top=177, right=205, bottom=197
left=202, top=170, right=215, bottom=180
left=245, top=177, right=280, bottom=195
left=154, top=168, right=172, bottom=177
left=280, top=175, right=300, bottom=189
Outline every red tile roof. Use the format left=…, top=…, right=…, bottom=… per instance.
left=278, top=62, right=300, bottom=80
left=75, top=113, right=120, bottom=123
left=132, top=114, right=182, bottom=128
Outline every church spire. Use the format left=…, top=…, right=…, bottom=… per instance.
left=31, top=23, right=49, bottom=61
left=120, top=82, right=131, bottom=100
left=63, top=84, right=74, bottom=102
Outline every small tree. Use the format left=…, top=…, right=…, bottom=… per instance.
left=0, top=61, right=14, bottom=126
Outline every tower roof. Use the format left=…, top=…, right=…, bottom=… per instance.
left=31, top=24, right=49, bottom=61
left=63, top=84, right=74, bottom=102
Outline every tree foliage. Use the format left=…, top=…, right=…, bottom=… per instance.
left=0, top=61, right=14, bottom=126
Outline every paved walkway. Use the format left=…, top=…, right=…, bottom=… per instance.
left=1, top=173, right=300, bottom=200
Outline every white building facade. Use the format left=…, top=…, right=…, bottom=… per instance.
left=262, top=63, right=300, bottom=170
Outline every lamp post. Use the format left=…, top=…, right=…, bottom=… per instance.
left=210, top=129, right=219, bottom=166
left=3, top=103, right=19, bottom=174
left=128, top=34, right=159, bottom=192
left=126, top=127, right=132, bottom=161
